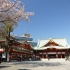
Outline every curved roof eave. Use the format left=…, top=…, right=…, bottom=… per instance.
left=33, top=46, right=70, bottom=50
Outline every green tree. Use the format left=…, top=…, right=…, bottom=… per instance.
left=0, top=21, right=16, bottom=61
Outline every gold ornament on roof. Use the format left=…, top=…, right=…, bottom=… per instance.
left=49, top=39, right=54, bottom=43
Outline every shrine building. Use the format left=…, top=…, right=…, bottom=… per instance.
left=33, top=38, right=70, bottom=59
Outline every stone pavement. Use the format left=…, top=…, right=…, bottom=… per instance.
left=0, top=59, right=70, bottom=70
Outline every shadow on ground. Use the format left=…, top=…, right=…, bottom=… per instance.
left=13, top=61, right=62, bottom=68
left=0, top=65, right=11, bottom=69
left=18, top=68, right=30, bottom=70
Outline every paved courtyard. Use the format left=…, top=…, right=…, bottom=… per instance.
left=0, top=59, right=70, bottom=70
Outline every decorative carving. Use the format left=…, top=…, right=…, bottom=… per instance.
left=43, top=39, right=60, bottom=47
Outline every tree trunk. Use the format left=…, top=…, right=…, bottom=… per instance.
left=5, top=32, right=10, bottom=62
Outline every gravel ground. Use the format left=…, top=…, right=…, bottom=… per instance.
left=0, top=59, right=70, bottom=70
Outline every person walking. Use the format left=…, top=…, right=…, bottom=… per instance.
left=19, top=55, right=22, bottom=62
left=48, top=56, right=50, bottom=60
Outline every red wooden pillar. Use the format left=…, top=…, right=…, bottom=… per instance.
left=64, top=52, right=66, bottom=58
left=42, top=55, right=44, bottom=58
left=47, top=52, right=48, bottom=58
left=60, top=52, right=62, bottom=58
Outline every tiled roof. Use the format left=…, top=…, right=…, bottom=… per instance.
left=14, top=36, right=33, bottom=41
left=28, top=41, right=37, bottom=47
left=33, top=46, right=70, bottom=50
left=37, top=38, right=68, bottom=48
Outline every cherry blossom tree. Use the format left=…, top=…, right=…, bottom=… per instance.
left=0, top=0, right=34, bottom=61
left=0, top=0, right=34, bottom=23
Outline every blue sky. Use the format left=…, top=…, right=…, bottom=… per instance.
left=12, top=0, right=70, bottom=44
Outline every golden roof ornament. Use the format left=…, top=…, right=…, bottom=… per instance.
left=49, top=39, right=54, bottom=43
